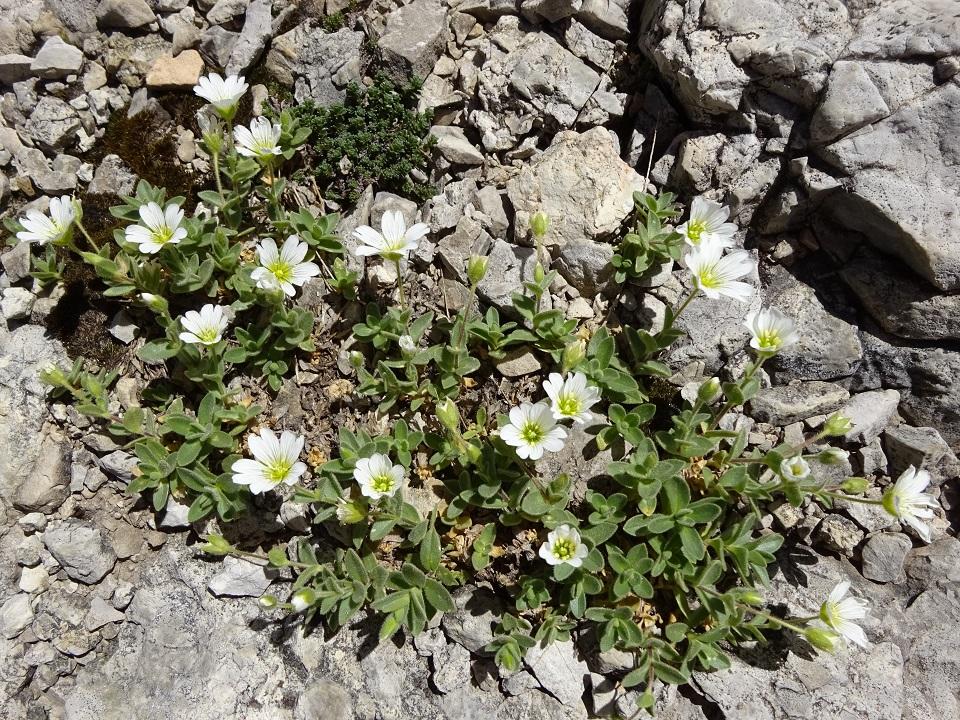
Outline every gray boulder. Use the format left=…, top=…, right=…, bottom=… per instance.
left=43, top=520, right=117, bottom=584
left=30, top=37, right=85, bottom=80
left=378, top=0, right=449, bottom=83
left=748, top=381, right=849, bottom=426
left=266, top=24, right=364, bottom=106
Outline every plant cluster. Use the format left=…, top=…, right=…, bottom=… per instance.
left=13, top=77, right=940, bottom=710
left=290, top=75, right=435, bottom=204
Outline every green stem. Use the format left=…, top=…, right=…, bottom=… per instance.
left=666, top=287, right=699, bottom=329
left=73, top=219, right=100, bottom=252
left=394, top=258, right=408, bottom=314
left=707, top=356, right=767, bottom=431
left=212, top=150, right=224, bottom=197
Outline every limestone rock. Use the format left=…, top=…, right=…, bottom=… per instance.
left=839, top=390, right=901, bottom=445
left=266, top=24, right=364, bottom=106
left=430, top=125, right=484, bottom=166
left=378, top=0, right=449, bottom=82
left=27, top=97, right=81, bottom=153
left=30, top=37, right=85, bottom=80
left=883, top=425, right=960, bottom=487
left=862, top=533, right=912, bottom=583
left=476, top=239, right=538, bottom=313
left=555, top=240, right=615, bottom=299
left=96, top=0, right=157, bottom=29
left=748, top=381, right=849, bottom=426
left=145, top=50, right=204, bottom=89
left=207, top=556, right=276, bottom=598
left=507, top=127, right=643, bottom=248
left=87, top=154, right=139, bottom=196
left=226, top=0, right=274, bottom=75
left=43, top=520, right=117, bottom=584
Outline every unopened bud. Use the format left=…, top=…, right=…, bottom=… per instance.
left=139, top=292, right=168, bottom=315
left=436, top=398, right=461, bottom=432
left=698, top=377, right=722, bottom=404
left=817, top=447, right=849, bottom=465
left=349, top=351, right=365, bottom=369
left=821, top=412, right=853, bottom=437
left=561, top=339, right=587, bottom=373
left=398, top=334, right=416, bottom=358
left=529, top=210, right=550, bottom=239
left=840, top=476, right=869, bottom=494
left=335, top=498, right=366, bottom=525
left=739, top=590, right=764, bottom=606
left=805, top=626, right=840, bottom=653
left=467, top=255, right=488, bottom=285
left=291, top=588, right=317, bottom=613
left=39, top=364, right=68, bottom=387
left=258, top=594, right=278, bottom=609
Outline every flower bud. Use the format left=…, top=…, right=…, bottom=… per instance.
left=140, top=292, right=169, bottom=315
left=335, top=498, right=366, bottom=525
left=840, top=476, right=870, bottom=494
left=398, top=334, right=416, bottom=358
left=534, top=261, right=545, bottom=285
left=39, top=364, right=68, bottom=387
left=529, top=210, right=550, bottom=239
left=805, top=626, right=840, bottom=653
left=200, top=534, right=235, bottom=556
left=739, top=589, right=764, bottom=606
left=817, top=447, right=849, bottom=465
left=349, top=351, right=365, bottom=369
left=821, top=412, right=853, bottom=437
left=467, top=255, right=488, bottom=285
left=463, top=441, right=482, bottom=465
left=436, top=398, right=461, bottom=432
left=258, top=594, right=278, bottom=609
left=198, top=113, right=225, bottom=152
left=697, top=377, right=722, bottom=404
left=291, top=588, right=317, bottom=613
left=561, top=339, right=587, bottom=373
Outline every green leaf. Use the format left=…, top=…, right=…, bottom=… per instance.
left=422, top=577, right=454, bottom=613
left=186, top=493, right=214, bottom=522
left=661, top=476, right=691, bottom=515
left=419, top=524, right=441, bottom=572
left=679, top=526, right=705, bottom=563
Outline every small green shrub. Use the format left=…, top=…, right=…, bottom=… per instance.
left=291, top=76, right=434, bottom=203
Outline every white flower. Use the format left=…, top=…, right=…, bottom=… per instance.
left=500, top=402, right=567, bottom=460
left=398, top=334, right=416, bottom=356
left=250, top=235, right=320, bottom=297
left=882, top=465, right=937, bottom=543
left=231, top=428, right=307, bottom=495
left=178, top=304, right=229, bottom=345
left=744, top=306, right=799, bottom=354
left=542, top=372, right=601, bottom=424
left=352, top=209, right=429, bottom=261
left=16, top=196, right=76, bottom=245
left=779, top=455, right=810, bottom=481
left=290, top=589, right=315, bottom=613
left=684, top=242, right=755, bottom=302
left=819, top=581, right=870, bottom=648
left=354, top=453, right=405, bottom=501
left=193, top=73, right=248, bottom=116
left=125, top=202, right=187, bottom=254
left=538, top=524, right=589, bottom=567
left=677, top=196, right=737, bottom=248
left=234, top=117, right=282, bottom=160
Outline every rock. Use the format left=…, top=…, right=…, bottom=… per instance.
left=226, top=0, right=274, bottom=75
left=84, top=596, right=125, bottom=631
left=430, top=641, right=472, bottom=695
left=748, top=381, right=850, bottom=426
left=441, top=586, right=501, bottom=653
left=525, top=639, right=590, bottom=708
left=1, top=242, right=31, bottom=285
left=763, top=264, right=862, bottom=381
left=0, top=53, right=33, bottom=84
left=900, top=348, right=960, bottom=450
left=836, top=488, right=895, bottom=534
left=98, top=450, right=138, bottom=483
left=296, top=679, right=353, bottom=720
left=206, top=0, right=247, bottom=25
left=1, top=287, right=35, bottom=320
left=810, top=61, right=890, bottom=145
left=43, top=520, right=117, bottom=584
left=111, top=524, right=143, bottom=559
left=27, top=97, right=80, bottom=153
left=378, top=0, right=449, bottom=83
left=13, top=430, right=69, bottom=513
left=370, top=192, right=418, bottom=230
left=19, top=565, right=50, bottom=593
left=839, top=390, right=901, bottom=445
left=535, top=420, right=613, bottom=507
left=30, top=37, right=85, bottom=80
left=266, top=24, right=364, bottom=106
left=474, top=186, right=509, bottom=237
left=476, top=239, right=538, bottom=313
left=199, top=26, right=238, bottom=68
left=507, top=127, right=643, bottom=248
left=862, top=533, right=912, bottom=583
left=207, top=556, right=276, bottom=598
left=819, top=80, right=960, bottom=291
left=841, top=247, right=960, bottom=342
left=477, top=29, right=600, bottom=143
left=495, top=348, right=542, bottom=378
left=430, top=126, right=484, bottom=166
left=158, top=496, right=192, bottom=529
left=814, top=514, right=864, bottom=556
left=564, top=19, right=615, bottom=69
left=0, top=594, right=33, bottom=639
left=107, top=310, right=140, bottom=345
left=145, top=50, right=204, bottom=89
left=577, top=0, right=630, bottom=40
left=555, top=240, right=615, bottom=299
left=18, top=512, right=48, bottom=533
left=883, top=425, right=960, bottom=487
left=96, top=0, right=156, bottom=29
left=88, top=154, right=139, bottom=196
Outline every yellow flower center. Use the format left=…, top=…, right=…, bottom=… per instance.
left=520, top=420, right=545, bottom=445
left=371, top=473, right=394, bottom=494
left=267, top=260, right=293, bottom=284
left=266, top=459, right=293, bottom=484
left=756, top=329, right=781, bottom=350
left=196, top=327, right=220, bottom=343
left=557, top=392, right=581, bottom=417
left=552, top=538, right=576, bottom=561
left=697, top=265, right=721, bottom=289
left=686, top=219, right=707, bottom=244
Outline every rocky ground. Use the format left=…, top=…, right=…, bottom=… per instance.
left=0, top=0, right=959, bottom=718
